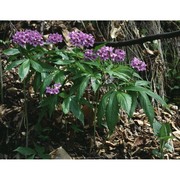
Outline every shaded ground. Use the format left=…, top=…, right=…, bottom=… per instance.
left=0, top=63, right=180, bottom=159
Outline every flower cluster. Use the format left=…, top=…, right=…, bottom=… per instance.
left=46, top=83, right=61, bottom=95
left=12, top=30, right=44, bottom=47
left=97, top=46, right=126, bottom=62
left=84, top=49, right=97, bottom=60
left=47, top=33, right=63, bottom=44
left=130, top=57, right=147, bottom=71
left=69, top=31, right=95, bottom=48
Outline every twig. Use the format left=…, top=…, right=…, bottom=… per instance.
left=93, top=30, right=180, bottom=47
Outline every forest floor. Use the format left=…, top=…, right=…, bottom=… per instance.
left=0, top=21, right=180, bottom=159
left=0, top=62, right=180, bottom=159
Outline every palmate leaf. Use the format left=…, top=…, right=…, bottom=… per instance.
left=62, top=96, right=71, bottom=114
left=18, top=59, right=30, bottom=81
left=40, top=71, right=59, bottom=95
left=53, top=70, right=65, bottom=84
left=70, top=96, right=84, bottom=125
left=77, top=76, right=90, bottom=99
left=112, top=65, right=134, bottom=76
left=159, top=123, right=172, bottom=139
left=3, top=48, right=20, bottom=56
left=128, top=91, right=138, bottom=118
left=6, top=59, right=25, bottom=70
left=106, top=91, right=119, bottom=133
left=123, top=85, right=168, bottom=107
left=153, top=119, right=162, bottom=136
left=33, top=72, right=41, bottom=91
left=139, top=91, right=155, bottom=126
left=53, top=59, right=75, bottom=65
left=135, top=80, right=150, bottom=87
left=30, top=59, right=43, bottom=73
left=14, top=147, right=36, bottom=156
left=97, top=91, right=112, bottom=127
left=117, top=92, right=132, bottom=116
left=108, top=71, right=130, bottom=82
left=91, top=77, right=101, bottom=93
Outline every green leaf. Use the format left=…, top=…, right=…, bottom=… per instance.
left=70, top=96, right=84, bottom=124
left=159, top=123, right=172, bottom=138
left=97, top=91, right=112, bottom=127
left=106, top=91, right=119, bottom=133
left=30, top=59, right=43, bottom=73
left=75, top=61, right=93, bottom=74
left=5, top=59, right=25, bottom=70
left=18, top=59, right=30, bottom=81
left=39, top=95, right=58, bottom=117
left=55, top=51, right=69, bottom=60
left=40, top=62, right=57, bottom=72
left=53, top=59, right=75, bottom=65
left=117, top=92, right=132, bottom=116
left=40, top=72, right=56, bottom=94
left=77, top=76, right=90, bottom=99
left=62, top=96, right=71, bottom=114
left=33, top=72, right=41, bottom=91
left=14, top=147, right=36, bottom=156
left=139, top=91, right=154, bottom=127
left=53, top=70, right=65, bottom=84
left=153, top=119, right=162, bottom=136
left=112, top=65, right=133, bottom=75
left=128, top=92, right=138, bottom=118
left=91, top=77, right=101, bottom=93
left=164, top=142, right=174, bottom=152
left=124, top=85, right=168, bottom=107
left=108, top=71, right=130, bottom=81
left=34, top=144, right=45, bottom=154
left=3, top=48, right=20, bottom=55
left=145, top=90, right=168, bottom=107
left=135, top=80, right=150, bottom=87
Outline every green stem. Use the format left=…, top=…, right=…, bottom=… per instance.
left=23, top=80, right=29, bottom=148
left=0, top=55, right=3, bottom=103
left=93, top=89, right=100, bottom=146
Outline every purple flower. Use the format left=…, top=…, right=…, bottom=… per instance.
left=47, top=33, right=63, bottom=44
left=97, top=46, right=126, bottom=62
left=84, top=49, right=97, bottom=60
left=45, top=87, right=54, bottom=94
left=113, top=49, right=126, bottom=62
left=54, top=83, right=62, bottom=89
left=97, top=46, right=114, bottom=61
left=69, top=31, right=95, bottom=48
left=12, top=30, right=44, bottom=47
left=130, top=57, right=147, bottom=71
left=46, top=83, right=62, bottom=95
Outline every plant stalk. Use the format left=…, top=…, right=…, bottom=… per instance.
left=93, top=89, right=100, bottom=147
left=23, top=80, right=29, bottom=148
left=0, top=55, right=3, bottom=103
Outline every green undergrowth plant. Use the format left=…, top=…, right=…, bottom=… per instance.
left=152, top=120, right=174, bottom=159
left=3, top=29, right=172, bottom=158
left=14, top=143, right=50, bottom=159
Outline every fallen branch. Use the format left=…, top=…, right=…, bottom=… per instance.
left=93, top=30, right=180, bottom=47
